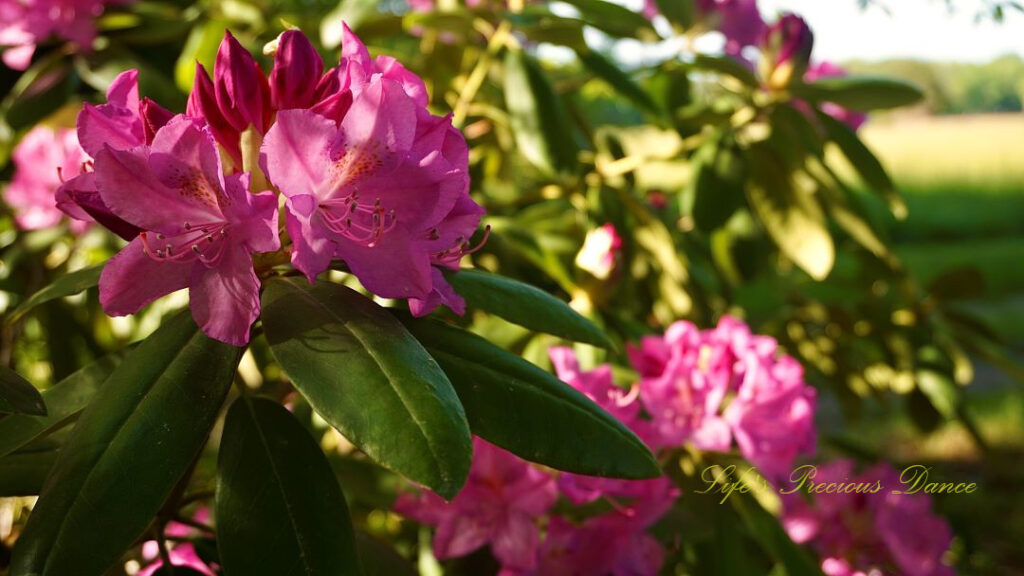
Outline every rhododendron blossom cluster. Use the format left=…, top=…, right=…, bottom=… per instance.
left=396, top=316, right=817, bottom=575
left=782, top=460, right=955, bottom=576
left=2, top=125, right=90, bottom=233
left=0, top=0, right=125, bottom=70
left=55, top=24, right=485, bottom=345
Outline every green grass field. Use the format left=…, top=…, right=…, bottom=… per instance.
left=860, top=114, right=1024, bottom=344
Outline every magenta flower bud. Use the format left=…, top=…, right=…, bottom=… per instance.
left=760, top=13, right=814, bottom=90
left=139, top=97, right=174, bottom=144
left=187, top=63, right=242, bottom=166
left=269, top=30, right=323, bottom=110
left=213, top=31, right=271, bottom=133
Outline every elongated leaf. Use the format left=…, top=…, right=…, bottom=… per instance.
left=0, top=354, right=121, bottom=458
left=654, top=0, right=694, bottom=28
left=691, top=54, right=759, bottom=88
left=0, top=366, right=46, bottom=416
left=504, top=49, right=579, bottom=176
left=446, top=269, right=612, bottom=348
left=732, top=492, right=825, bottom=576
left=577, top=49, right=659, bottom=114
left=0, top=444, right=58, bottom=497
left=402, top=316, right=660, bottom=479
left=217, top=397, right=361, bottom=576
left=795, top=76, right=923, bottom=111
left=746, top=144, right=835, bottom=281
left=8, top=264, right=103, bottom=323
left=690, top=132, right=746, bottom=232
left=817, top=110, right=906, bottom=218
left=261, top=277, right=471, bottom=499
left=558, top=0, right=657, bottom=37
left=10, top=312, right=240, bottom=576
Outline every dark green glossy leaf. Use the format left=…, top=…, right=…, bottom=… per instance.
left=7, top=264, right=103, bottom=323
left=795, top=76, right=924, bottom=111
left=0, top=365, right=46, bottom=416
left=504, top=49, right=579, bottom=176
left=731, top=492, right=825, bottom=576
left=577, top=49, right=659, bottom=114
left=446, top=269, right=612, bottom=348
left=261, top=277, right=471, bottom=499
left=816, top=110, right=906, bottom=218
left=0, top=354, right=121, bottom=458
left=401, top=316, right=660, bottom=479
left=10, top=312, right=240, bottom=576
left=0, top=444, right=58, bottom=497
left=1, top=51, right=77, bottom=131
left=558, top=0, right=657, bottom=38
left=217, top=397, right=361, bottom=576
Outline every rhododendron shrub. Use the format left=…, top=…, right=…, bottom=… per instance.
left=0, top=0, right=989, bottom=574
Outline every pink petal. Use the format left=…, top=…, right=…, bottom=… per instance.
left=260, top=109, right=334, bottom=199
left=492, top=513, right=540, bottom=571
left=189, top=248, right=260, bottom=346
left=148, top=116, right=227, bottom=213
left=335, top=77, right=417, bottom=179
left=93, top=146, right=219, bottom=236
left=433, top=512, right=493, bottom=560
left=285, top=194, right=335, bottom=282
left=335, top=226, right=432, bottom=299
left=270, top=29, right=323, bottom=110
left=214, top=31, right=270, bottom=132
left=99, top=237, right=192, bottom=316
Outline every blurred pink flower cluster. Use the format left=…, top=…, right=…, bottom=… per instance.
left=51, top=25, right=484, bottom=345
left=396, top=316, right=816, bottom=575
left=782, top=460, right=955, bottom=576
left=2, top=125, right=90, bottom=233
left=0, top=0, right=124, bottom=70
left=629, top=316, right=817, bottom=479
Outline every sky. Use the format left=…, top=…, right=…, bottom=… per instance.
left=758, top=0, right=1024, bottom=63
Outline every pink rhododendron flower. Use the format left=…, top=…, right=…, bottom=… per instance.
left=0, top=0, right=120, bottom=70
left=139, top=508, right=217, bottom=575
left=57, top=69, right=172, bottom=239
left=395, top=438, right=558, bottom=574
left=781, top=461, right=954, bottom=576
left=696, top=0, right=765, bottom=55
left=261, top=25, right=483, bottom=315
left=804, top=62, right=868, bottom=131
left=95, top=115, right=279, bottom=345
left=3, top=125, right=89, bottom=232
left=630, top=316, right=817, bottom=478
left=574, top=224, right=622, bottom=281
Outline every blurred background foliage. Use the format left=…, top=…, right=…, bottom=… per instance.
left=1, top=0, right=1022, bottom=573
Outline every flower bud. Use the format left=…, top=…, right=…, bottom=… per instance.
left=759, top=13, right=813, bottom=91
left=187, top=63, right=242, bottom=165
left=139, top=97, right=173, bottom=144
left=214, top=31, right=271, bottom=133
left=269, top=30, right=324, bottom=110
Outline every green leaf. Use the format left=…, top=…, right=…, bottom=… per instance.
left=690, top=132, right=746, bottom=232
left=0, top=444, right=58, bottom=497
left=817, top=111, right=906, bottom=219
left=261, top=277, right=471, bottom=499
left=10, top=312, right=240, bottom=576
left=504, top=49, right=579, bottom=176
left=0, top=50, right=77, bottom=131
left=731, top=492, right=825, bottom=576
left=217, top=397, right=362, bottom=576
left=174, top=20, right=228, bottom=93
left=794, top=76, right=924, bottom=111
left=7, top=264, right=103, bottom=324
left=691, top=54, right=759, bottom=88
left=0, top=355, right=121, bottom=458
left=401, top=316, right=660, bottom=479
left=577, top=49, right=659, bottom=114
left=746, top=144, right=835, bottom=281
left=446, top=269, right=612, bottom=348
left=654, top=0, right=694, bottom=28
left=557, top=0, right=657, bottom=38
left=0, top=366, right=46, bottom=416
